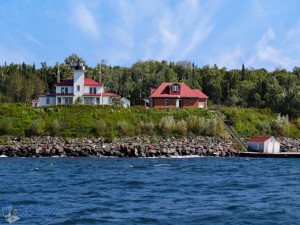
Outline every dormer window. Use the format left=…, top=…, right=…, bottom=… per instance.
left=172, top=84, right=179, bottom=92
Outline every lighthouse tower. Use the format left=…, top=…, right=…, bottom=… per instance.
left=73, top=60, right=85, bottom=101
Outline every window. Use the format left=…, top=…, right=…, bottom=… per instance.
left=84, top=98, right=93, bottom=105
left=96, top=97, right=100, bottom=104
left=89, top=87, right=93, bottom=94
left=77, top=85, right=80, bottom=91
left=165, top=99, right=170, bottom=107
left=172, top=85, right=179, bottom=92
left=65, top=97, right=73, bottom=105
left=94, top=87, right=96, bottom=94
left=46, top=97, right=50, bottom=104
left=61, top=87, right=64, bottom=94
left=57, top=97, right=61, bottom=105
left=65, top=87, right=68, bottom=94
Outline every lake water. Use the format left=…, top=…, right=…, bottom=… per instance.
left=1, top=157, right=300, bottom=224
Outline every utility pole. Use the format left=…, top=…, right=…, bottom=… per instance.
left=56, top=62, right=60, bottom=83
left=99, top=59, right=105, bottom=105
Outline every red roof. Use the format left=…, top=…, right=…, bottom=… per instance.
left=248, top=136, right=272, bottom=142
left=150, top=82, right=208, bottom=98
left=56, top=78, right=101, bottom=87
left=84, top=78, right=101, bottom=86
left=32, top=99, right=39, bottom=102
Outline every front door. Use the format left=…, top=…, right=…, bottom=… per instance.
left=176, top=99, right=182, bottom=108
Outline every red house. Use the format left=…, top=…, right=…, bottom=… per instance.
left=148, top=82, right=208, bottom=109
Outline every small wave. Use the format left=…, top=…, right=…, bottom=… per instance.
left=124, top=165, right=147, bottom=169
left=0, top=154, right=8, bottom=157
left=170, top=155, right=203, bottom=158
left=154, top=164, right=171, bottom=167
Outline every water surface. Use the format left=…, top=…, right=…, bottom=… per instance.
left=1, top=157, right=299, bottom=224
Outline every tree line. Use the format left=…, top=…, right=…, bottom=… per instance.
left=0, top=54, right=300, bottom=118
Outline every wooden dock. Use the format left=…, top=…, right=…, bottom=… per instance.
left=239, top=152, right=300, bottom=158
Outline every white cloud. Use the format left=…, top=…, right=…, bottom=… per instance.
left=247, top=28, right=293, bottom=70
left=104, top=0, right=220, bottom=64
left=212, top=46, right=243, bottom=69
left=24, top=33, right=43, bottom=48
left=150, top=0, right=220, bottom=61
left=69, top=1, right=100, bottom=39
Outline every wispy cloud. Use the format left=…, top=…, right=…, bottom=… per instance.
left=155, top=0, right=219, bottom=61
left=104, top=0, right=221, bottom=64
left=212, top=46, right=243, bottom=69
left=24, top=33, right=43, bottom=48
left=247, top=28, right=294, bottom=70
left=69, top=1, right=100, bottom=39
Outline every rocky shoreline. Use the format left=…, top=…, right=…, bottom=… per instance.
left=0, top=136, right=238, bottom=158
left=0, top=136, right=299, bottom=158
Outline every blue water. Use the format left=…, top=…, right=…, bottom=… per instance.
left=1, top=157, right=300, bottom=224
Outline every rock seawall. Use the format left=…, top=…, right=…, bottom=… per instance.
left=1, top=136, right=299, bottom=158
left=0, top=136, right=238, bottom=157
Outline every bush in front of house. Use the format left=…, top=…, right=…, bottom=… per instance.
left=117, top=120, right=133, bottom=136
left=25, top=119, right=45, bottom=136
left=0, top=118, right=13, bottom=135
left=159, top=116, right=176, bottom=134
left=95, top=120, right=106, bottom=137
left=137, top=121, right=155, bottom=135
left=50, top=119, right=61, bottom=136
left=175, top=120, right=188, bottom=136
left=186, top=115, right=207, bottom=135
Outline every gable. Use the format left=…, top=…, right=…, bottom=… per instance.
left=150, top=82, right=208, bottom=98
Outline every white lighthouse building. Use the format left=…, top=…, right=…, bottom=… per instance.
left=32, top=60, right=130, bottom=107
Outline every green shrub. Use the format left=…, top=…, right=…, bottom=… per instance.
left=272, top=114, right=290, bottom=136
left=25, top=119, right=45, bottom=136
left=0, top=118, right=13, bottom=135
left=175, top=120, right=188, bottom=136
left=95, top=120, right=106, bottom=136
left=138, top=121, right=155, bottom=135
left=150, top=135, right=159, bottom=144
left=117, top=120, right=131, bottom=135
left=256, top=120, right=271, bottom=134
left=104, top=130, right=115, bottom=143
left=186, top=116, right=207, bottom=135
left=74, top=97, right=83, bottom=105
left=205, top=118, right=222, bottom=136
left=159, top=116, right=175, bottom=134
left=50, top=119, right=61, bottom=136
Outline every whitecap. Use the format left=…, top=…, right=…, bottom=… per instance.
left=0, top=155, right=8, bottom=157
left=170, top=155, right=203, bottom=158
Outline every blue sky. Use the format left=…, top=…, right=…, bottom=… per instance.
left=1, top=0, right=300, bottom=71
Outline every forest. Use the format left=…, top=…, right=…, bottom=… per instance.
left=0, top=53, right=300, bottom=119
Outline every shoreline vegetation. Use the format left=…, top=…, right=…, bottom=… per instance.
left=0, top=104, right=299, bottom=158
left=0, top=104, right=299, bottom=139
